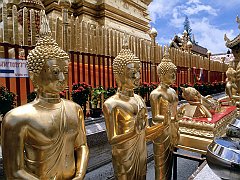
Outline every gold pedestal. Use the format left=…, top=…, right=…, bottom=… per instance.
left=178, top=106, right=237, bottom=154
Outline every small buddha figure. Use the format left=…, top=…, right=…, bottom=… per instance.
left=179, top=87, right=212, bottom=118
left=150, top=49, right=180, bottom=180
left=2, top=11, right=89, bottom=179
left=103, top=38, right=164, bottom=180
left=225, top=65, right=239, bottom=104
left=219, top=63, right=240, bottom=105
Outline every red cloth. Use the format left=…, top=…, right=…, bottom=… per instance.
left=182, top=106, right=236, bottom=124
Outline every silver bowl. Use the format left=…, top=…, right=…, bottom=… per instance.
left=206, top=137, right=240, bottom=180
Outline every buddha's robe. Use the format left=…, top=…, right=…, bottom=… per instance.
left=151, top=89, right=179, bottom=180
left=104, top=94, right=148, bottom=180
left=2, top=99, right=86, bottom=179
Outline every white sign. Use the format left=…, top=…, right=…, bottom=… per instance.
left=0, top=58, right=29, bottom=77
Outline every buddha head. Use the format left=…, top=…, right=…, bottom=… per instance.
left=181, top=87, right=201, bottom=102
left=113, top=36, right=141, bottom=89
left=157, top=48, right=177, bottom=86
left=27, top=11, right=70, bottom=94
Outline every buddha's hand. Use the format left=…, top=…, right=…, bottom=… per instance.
left=170, top=122, right=180, bottom=148
left=135, top=108, right=147, bottom=133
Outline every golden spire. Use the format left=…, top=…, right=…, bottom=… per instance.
left=161, top=47, right=172, bottom=62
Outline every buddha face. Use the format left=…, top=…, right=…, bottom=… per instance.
left=37, top=59, right=69, bottom=94
left=160, top=68, right=176, bottom=85
left=123, top=62, right=141, bottom=89
left=182, top=87, right=201, bottom=102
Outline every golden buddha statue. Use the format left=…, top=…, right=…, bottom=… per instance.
left=219, top=63, right=240, bottom=106
left=103, top=38, right=164, bottom=180
left=225, top=65, right=239, bottom=104
left=150, top=49, right=180, bottom=180
left=1, top=11, right=89, bottom=180
left=179, top=87, right=213, bottom=119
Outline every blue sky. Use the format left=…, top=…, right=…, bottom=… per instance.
left=148, top=0, right=240, bottom=54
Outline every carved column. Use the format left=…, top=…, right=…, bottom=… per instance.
left=59, top=0, right=71, bottom=52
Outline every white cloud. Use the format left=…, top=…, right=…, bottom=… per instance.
left=186, top=0, right=201, bottom=5
left=148, top=0, right=179, bottom=23
left=170, top=8, right=185, bottom=28
left=148, top=0, right=237, bottom=53
left=191, top=18, right=237, bottom=53
left=182, top=4, right=218, bottom=16
left=150, top=0, right=219, bottom=28
left=156, top=36, right=173, bottom=45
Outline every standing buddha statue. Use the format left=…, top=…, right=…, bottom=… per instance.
left=103, top=37, right=164, bottom=180
left=150, top=48, right=180, bottom=180
left=218, top=63, right=240, bottom=106
left=1, top=11, right=89, bottom=179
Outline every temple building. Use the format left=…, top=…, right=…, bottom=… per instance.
left=170, top=31, right=208, bottom=57
left=45, top=0, right=152, bottom=39
left=210, top=52, right=234, bottom=64
left=1, top=0, right=152, bottom=41
left=224, top=16, right=240, bottom=68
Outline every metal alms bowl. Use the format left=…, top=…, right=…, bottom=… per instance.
left=206, top=137, right=240, bottom=180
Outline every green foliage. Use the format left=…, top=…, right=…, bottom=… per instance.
left=91, top=86, right=107, bottom=109
left=0, top=85, right=16, bottom=117
left=183, top=16, right=192, bottom=41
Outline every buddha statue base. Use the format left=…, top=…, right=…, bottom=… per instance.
left=178, top=106, right=237, bottom=154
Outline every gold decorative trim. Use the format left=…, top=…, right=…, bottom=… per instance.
left=179, top=108, right=237, bottom=138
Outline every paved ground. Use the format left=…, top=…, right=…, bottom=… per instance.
left=85, top=143, right=201, bottom=180
left=85, top=92, right=226, bottom=180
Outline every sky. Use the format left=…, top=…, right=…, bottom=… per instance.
left=148, top=0, right=240, bottom=54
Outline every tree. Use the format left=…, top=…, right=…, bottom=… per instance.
left=183, top=16, right=192, bottom=41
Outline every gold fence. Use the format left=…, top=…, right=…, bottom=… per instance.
left=0, top=3, right=228, bottom=73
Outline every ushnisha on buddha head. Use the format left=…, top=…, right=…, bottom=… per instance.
left=27, top=10, right=70, bottom=94
left=112, top=36, right=141, bottom=90
left=157, top=48, right=177, bottom=85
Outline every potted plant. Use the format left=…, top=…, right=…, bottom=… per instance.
left=0, top=85, right=16, bottom=118
left=90, top=86, right=107, bottom=118
left=71, top=82, right=91, bottom=116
